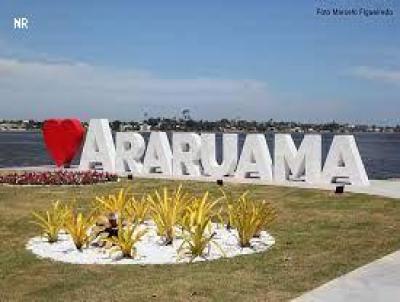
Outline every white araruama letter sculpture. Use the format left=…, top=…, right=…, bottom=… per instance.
left=173, top=133, right=202, bottom=176
left=78, top=119, right=370, bottom=187
left=79, top=119, right=116, bottom=173
left=115, top=132, right=145, bottom=175
left=234, top=134, right=273, bottom=180
left=321, top=135, right=369, bottom=186
left=274, top=134, right=321, bottom=183
left=201, top=133, right=238, bottom=179
left=143, top=132, right=173, bottom=175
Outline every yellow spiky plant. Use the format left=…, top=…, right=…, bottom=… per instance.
left=31, top=200, right=67, bottom=243
left=229, top=192, right=276, bottom=247
left=106, top=222, right=147, bottom=258
left=124, top=194, right=149, bottom=225
left=94, top=188, right=130, bottom=216
left=64, top=210, right=96, bottom=250
left=181, top=191, right=222, bottom=231
left=179, top=192, right=225, bottom=261
left=219, top=188, right=237, bottom=230
left=147, top=185, right=189, bottom=244
left=254, top=200, right=277, bottom=237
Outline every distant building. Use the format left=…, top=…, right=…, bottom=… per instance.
left=0, top=123, right=25, bottom=131
left=140, top=122, right=151, bottom=132
left=120, top=124, right=134, bottom=132
left=291, top=126, right=303, bottom=133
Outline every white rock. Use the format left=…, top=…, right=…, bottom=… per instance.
left=26, top=222, right=275, bottom=265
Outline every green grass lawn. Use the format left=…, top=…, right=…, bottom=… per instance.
left=1, top=178, right=400, bottom=301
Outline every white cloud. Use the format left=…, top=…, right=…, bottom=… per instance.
left=0, top=58, right=398, bottom=124
left=0, top=58, right=271, bottom=120
left=351, top=66, right=400, bottom=85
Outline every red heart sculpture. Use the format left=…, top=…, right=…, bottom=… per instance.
left=42, top=119, right=85, bottom=167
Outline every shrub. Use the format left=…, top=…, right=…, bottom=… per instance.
left=147, top=185, right=189, bottom=244
left=179, top=192, right=224, bottom=260
left=106, top=223, right=147, bottom=258
left=219, top=189, right=236, bottom=230
left=124, top=194, right=149, bottom=224
left=94, top=188, right=130, bottom=216
left=31, top=200, right=67, bottom=243
left=64, top=210, right=95, bottom=250
left=181, top=191, right=222, bottom=231
left=254, top=200, right=277, bottom=237
left=229, top=192, right=276, bottom=247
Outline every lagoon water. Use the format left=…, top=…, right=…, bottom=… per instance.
left=0, top=132, right=399, bottom=179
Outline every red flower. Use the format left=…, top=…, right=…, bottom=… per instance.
left=0, top=170, right=117, bottom=186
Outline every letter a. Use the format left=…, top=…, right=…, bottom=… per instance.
left=321, top=135, right=369, bottom=186
left=79, top=119, right=116, bottom=173
left=235, top=134, right=272, bottom=180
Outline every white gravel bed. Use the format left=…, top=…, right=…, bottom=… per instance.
left=26, top=221, right=275, bottom=265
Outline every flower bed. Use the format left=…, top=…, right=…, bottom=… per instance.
left=27, top=221, right=275, bottom=264
left=27, top=186, right=277, bottom=265
left=0, top=171, right=118, bottom=185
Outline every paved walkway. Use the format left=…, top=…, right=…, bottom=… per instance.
left=293, top=250, right=400, bottom=302
left=343, top=180, right=400, bottom=199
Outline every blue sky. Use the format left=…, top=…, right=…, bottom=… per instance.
left=0, top=1, right=399, bottom=124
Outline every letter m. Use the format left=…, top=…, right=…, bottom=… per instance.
left=274, top=134, right=321, bottom=183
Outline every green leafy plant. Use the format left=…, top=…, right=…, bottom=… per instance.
left=124, top=194, right=149, bottom=224
left=179, top=192, right=225, bottom=261
left=147, top=185, right=189, bottom=244
left=229, top=192, right=276, bottom=247
left=106, top=223, right=147, bottom=258
left=64, top=210, right=95, bottom=250
left=31, top=200, right=67, bottom=243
